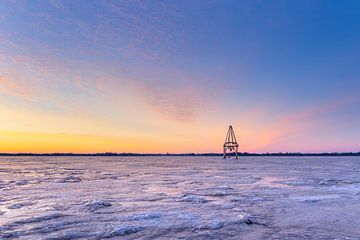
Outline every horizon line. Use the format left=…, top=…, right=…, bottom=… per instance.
left=1, top=151, right=360, bottom=157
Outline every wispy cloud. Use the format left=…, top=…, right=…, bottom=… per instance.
left=133, top=81, right=205, bottom=122
left=0, top=1, right=211, bottom=122
left=0, top=76, right=38, bottom=101
left=254, top=97, right=360, bottom=151
left=2, top=0, right=359, bottom=152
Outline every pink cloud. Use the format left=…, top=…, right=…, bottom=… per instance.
left=255, top=97, right=359, bottom=151
left=138, top=83, right=204, bottom=122
left=89, top=74, right=208, bottom=122
left=0, top=76, right=38, bottom=101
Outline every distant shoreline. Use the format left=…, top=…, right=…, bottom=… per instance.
left=1, top=152, right=360, bottom=157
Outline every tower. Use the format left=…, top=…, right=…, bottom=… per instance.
left=223, top=125, right=239, bottom=159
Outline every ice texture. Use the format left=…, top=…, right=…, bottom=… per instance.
left=0, top=156, right=360, bottom=239
left=84, top=200, right=112, bottom=211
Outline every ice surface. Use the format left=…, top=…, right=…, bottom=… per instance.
left=0, top=156, right=360, bottom=239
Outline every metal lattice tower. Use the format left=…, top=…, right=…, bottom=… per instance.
left=223, top=125, right=239, bottom=159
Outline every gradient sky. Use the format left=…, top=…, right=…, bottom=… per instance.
left=1, top=0, right=360, bottom=153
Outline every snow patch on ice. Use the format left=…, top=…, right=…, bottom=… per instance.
left=278, top=180, right=312, bottom=186
left=194, top=222, right=225, bottom=230
left=49, top=231, right=89, bottom=240
left=294, top=194, right=341, bottom=203
left=15, top=180, right=29, bottom=186
left=7, top=201, right=34, bottom=209
left=318, top=178, right=357, bottom=186
left=181, top=194, right=208, bottom=203
left=196, top=186, right=237, bottom=197
left=58, top=176, right=82, bottom=183
left=238, top=176, right=262, bottom=184
left=133, top=196, right=165, bottom=202
left=84, top=200, right=112, bottom=211
left=52, top=204, right=71, bottom=211
left=104, top=226, right=144, bottom=238
left=192, top=213, right=256, bottom=232
left=235, top=214, right=254, bottom=224
left=131, top=212, right=163, bottom=221
left=12, top=213, right=66, bottom=225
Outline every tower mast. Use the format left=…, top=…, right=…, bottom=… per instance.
left=223, top=125, right=239, bottom=159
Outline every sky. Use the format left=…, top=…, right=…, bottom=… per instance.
left=1, top=0, right=360, bottom=153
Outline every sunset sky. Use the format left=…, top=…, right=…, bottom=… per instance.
left=1, top=1, right=360, bottom=153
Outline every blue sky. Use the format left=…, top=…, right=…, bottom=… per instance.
left=1, top=0, right=360, bottom=153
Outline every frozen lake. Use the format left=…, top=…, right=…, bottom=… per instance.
left=1, top=156, right=360, bottom=239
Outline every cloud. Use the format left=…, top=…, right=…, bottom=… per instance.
left=254, top=96, right=360, bottom=151
left=134, top=81, right=205, bottom=122
left=88, top=73, right=208, bottom=122
left=230, top=95, right=360, bottom=152
left=0, top=76, right=38, bottom=101
left=0, top=1, right=215, bottom=123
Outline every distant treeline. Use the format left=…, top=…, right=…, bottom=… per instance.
left=1, top=152, right=360, bottom=157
